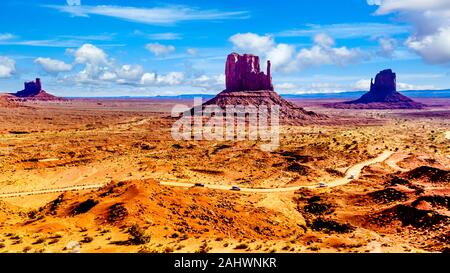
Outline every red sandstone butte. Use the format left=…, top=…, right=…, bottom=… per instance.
left=13, top=78, right=64, bottom=101
left=225, top=53, right=273, bottom=92
left=328, top=69, right=425, bottom=109
left=197, top=53, right=323, bottom=124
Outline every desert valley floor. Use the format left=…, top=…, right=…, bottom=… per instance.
left=0, top=98, right=448, bottom=253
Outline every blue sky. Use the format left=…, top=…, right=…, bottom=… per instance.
left=0, top=0, right=449, bottom=96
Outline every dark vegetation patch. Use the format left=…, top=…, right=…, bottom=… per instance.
left=286, top=163, right=311, bottom=175
left=303, top=196, right=334, bottom=215
left=371, top=205, right=450, bottom=229
left=108, top=203, right=128, bottom=222
left=71, top=199, right=98, bottom=215
left=277, top=151, right=314, bottom=163
left=404, top=166, right=449, bottom=183
left=309, top=218, right=355, bottom=234
left=412, top=195, right=450, bottom=210
left=368, top=188, right=408, bottom=204
left=191, top=168, right=224, bottom=175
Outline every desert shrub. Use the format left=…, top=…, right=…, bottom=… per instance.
left=234, top=243, right=249, bottom=250
left=81, top=236, right=94, bottom=243
left=127, top=224, right=151, bottom=245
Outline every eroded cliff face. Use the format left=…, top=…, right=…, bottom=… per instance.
left=225, top=53, right=273, bottom=92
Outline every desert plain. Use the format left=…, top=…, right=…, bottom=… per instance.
left=0, top=97, right=448, bottom=253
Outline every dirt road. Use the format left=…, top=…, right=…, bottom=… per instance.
left=160, top=150, right=394, bottom=192
left=0, top=150, right=393, bottom=198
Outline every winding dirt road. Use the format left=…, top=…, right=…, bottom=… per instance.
left=0, top=150, right=394, bottom=198
left=0, top=183, right=105, bottom=198
left=160, top=150, right=394, bottom=192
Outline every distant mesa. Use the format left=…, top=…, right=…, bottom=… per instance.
left=12, top=78, right=64, bottom=101
left=328, top=69, right=425, bottom=109
left=198, top=52, right=323, bottom=124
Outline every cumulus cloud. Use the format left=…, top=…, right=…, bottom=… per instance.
left=146, top=43, right=175, bottom=56
left=73, top=43, right=108, bottom=65
left=229, top=32, right=364, bottom=72
left=368, top=0, right=450, bottom=64
left=0, top=56, right=16, bottom=78
left=266, top=44, right=296, bottom=71
left=59, top=43, right=186, bottom=88
left=295, top=34, right=365, bottom=69
left=190, top=74, right=225, bottom=90
left=115, top=64, right=144, bottom=81
left=229, top=33, right=274, bottom=55
left=140, top=72, right=185, bottom=86
left=34, top=57, right=72, bottom=73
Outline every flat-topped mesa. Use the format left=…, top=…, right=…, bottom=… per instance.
left=225, top=53, right=273, bottom=92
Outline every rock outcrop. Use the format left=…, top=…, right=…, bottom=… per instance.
left=328, top=69, right=425, bottom=109
left=194, top=53, right=323, bottom=124
left=225, top=53, right=273, bottom=92
left=13, top=78, right=63, bottom=101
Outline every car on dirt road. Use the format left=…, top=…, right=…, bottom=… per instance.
left=231, top=186, right=241, bottom=191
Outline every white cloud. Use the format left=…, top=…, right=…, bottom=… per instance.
left=378, top=37, right=397, bottom=57
left=48, top=4, right=249, bottom=25
left=0, top=56, right=16, bottom=78
left=397, top=82, right=437, bottom=90
left=266, top=44, right=296, bottom=71
left=229, top=32, right=364, bottom=72
left=34, top=57, right=72, bottom=73
left=368, top=0, right=450, bottom=14
left=73, top=43, right=108, bottom=65
left=353, top=78, right=437, bottom=91
left=314, top=33, right=335, bottom=47
left=278, top=23, right=410, bottom=39
left=146, top=43, right=175, bottom=56
left=66, top=0, right=81, bottom=6
left=190, top=74, right=225, bottom=90
left=141, top=72, right=185, bottom=86
left=99, top=71, right=117, bottom=81
left=115, top=64, right=144, bottom=81
left=0, top=33, right=15, bottom=41
left=133, top=30, right=181, bottom=40
left=368, top=0, right=450, bottom=64
left=186, top=48, right=198, bottom=56
left=354, top=79, right=372, bottom=90
left=229, top=33, right=274, bottom=55
left=276, top=82, right=297, bottom=90
left=405, top=27, right=450, bottom=64
left=295, top=34, right=365, bottom=69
